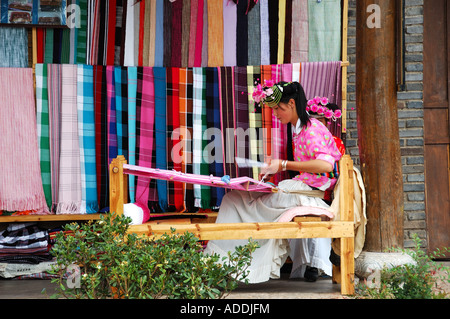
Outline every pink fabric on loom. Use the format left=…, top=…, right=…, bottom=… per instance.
left=0, top=68, right=50, bottom=214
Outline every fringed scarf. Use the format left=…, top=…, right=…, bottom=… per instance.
left=35, top=64, right=52, bottom=210
left=193, top=67, right=211, bottom=209
left=0, top=68, right=49, bottom=214
left=57, top=65, right=82, bottom=214
left=153, top=67, right=168, bottom=211
left=77, top=64, right=99, bottom=214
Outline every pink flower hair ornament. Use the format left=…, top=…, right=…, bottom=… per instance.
left=306, top=96, right=342, bottom=122
left=251, top=79, right=288, bottom=108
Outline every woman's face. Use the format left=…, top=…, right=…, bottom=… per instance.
left=271, top=99, right=298, bottom=125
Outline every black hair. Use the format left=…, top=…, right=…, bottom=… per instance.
left=277, top=81, right=310, bottom=128
left=276, top=82, right=310, bottom=174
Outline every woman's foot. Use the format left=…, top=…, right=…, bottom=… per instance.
left=304, top=266, right=319, bottom=282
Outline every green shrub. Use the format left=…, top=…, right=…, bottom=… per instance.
left=47, top=213, right=258, bottom=299
left=357, top=234, right=449, bottom=299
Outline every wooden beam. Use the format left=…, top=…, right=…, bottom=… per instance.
left=129, top=221, right=354, bottom=241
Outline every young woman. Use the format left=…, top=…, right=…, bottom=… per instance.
left=204, top=81, right=343, bottom=283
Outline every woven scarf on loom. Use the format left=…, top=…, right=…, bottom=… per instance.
left=57, top=65, right=82, bottom=214
left=193, top=67, right=211, bottom=209
left=178, top=68, right=196, bottom=212
left=0, top=68, right=49, bottom=214
left=127, top=67, right=138, bottom=203
left=153, top=67, right=168, bottom=211
left=135, top=67, right=157, bottom=207
left=93, top=65, right=109, bottom=210
left=35, top=64, right=52, bottom=210
left=166, top=67, right=184, bottom=211
left=246, top=65, right=262, bottom=180
left=77, top=64, right=99, bottom=214
left=205, top=67, right=225, bottom=208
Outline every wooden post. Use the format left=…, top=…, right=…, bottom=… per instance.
left=109, top=156, right=128, bottom=217
left=356, top=0, right=404, bottom=251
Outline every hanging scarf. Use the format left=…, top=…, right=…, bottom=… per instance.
left=218, top=66, right=237, bottom=179
left=57, top=65, right=82, bottom=214
left=135, top=67, right=157, bottom=207
left=153, top=67, right=168, bottom=211
left=47, top=64, right=62, bottom=212
left=192, top=67, right=211, bottom=209
left=260, top=65, right=273, bottom=165
left=93, top=65, right=109, bottom=210
left=277, top=0, right=287, bottom=64
left=76, top=0, right=88, bottom=64
left=114, top=66, right=129, bottom=160
left=178, top=67, right=196, bottom=212
left=236, top=0, right=248, bottom=67
left=127, top=67, right=138, bottom=203
left=234, top=66, right=251, bottom=178
left=300, top=61, right=342, bottom=138
left=207, top=0, right=224, bottom=67
left=181, top=0, right=191, bottom=68
left=154, top=0, right=164, bottom=67
left=308, top=0, right=341, bottom=62
left=106, top=66, right=118, bottom=164
left=166, top=67, right=184, bottom=211
left=268, top=0, right=279, bottom=65
left=259, top=0, right=270, bottom=66
left=194, top=0, right=204, bottom=67
left=35, top=64, right=52, bottom=210
left=247, top=0, right=261, bottom=66
left=205, top=67, right=225, bottom=207
left=77, top=64, right=99, bottom=214
left=106, top=0, right=117, bottom=66
left=171, top=0, right=183, bottom=68
left=222, top=0, right=236, bottom=66
left=0, top=68, right=49, bottom=214
left=246, top=65, right=262, bottom=180
left=270, top=64, right=283, bottom=184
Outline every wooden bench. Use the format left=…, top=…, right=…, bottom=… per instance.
left=109, top=155, right=355, bottom=295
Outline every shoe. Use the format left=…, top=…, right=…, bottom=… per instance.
left=304, top=266, right=319, bottom=282
left=329, top=248, right=341, bottom=267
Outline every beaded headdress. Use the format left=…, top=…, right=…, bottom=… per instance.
left=251, top=79, right=289, bottom=108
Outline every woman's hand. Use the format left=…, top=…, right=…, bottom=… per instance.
left=259, top=159, right=282, bottom=181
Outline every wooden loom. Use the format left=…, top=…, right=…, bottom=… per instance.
left=109, top=154, right=355, bottom=296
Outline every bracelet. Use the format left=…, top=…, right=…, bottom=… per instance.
left=282, top=160, right=288, bottom=171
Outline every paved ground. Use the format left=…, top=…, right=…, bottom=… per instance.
left=1, top=262, right=448, bottom=300
left=0, top=273, right=346, bottom=299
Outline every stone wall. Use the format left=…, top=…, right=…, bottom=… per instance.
left=345, top=0, right=426, bottom=248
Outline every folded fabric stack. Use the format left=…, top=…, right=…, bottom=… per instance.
left=0, top=223, right=56, bottom=279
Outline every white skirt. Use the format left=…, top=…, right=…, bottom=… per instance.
left=203, top=179, right=333, bottom=283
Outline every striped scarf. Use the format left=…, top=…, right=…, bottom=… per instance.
left=246, top=65, right=262, bottom=180
left=77, top=64, right=99, bottom=214
left=192, top=67, right=211, bottom=209
left=127, top=67, right=138, bottom=203
left=35, top=64, right=52, bottom=210
left=0, top=68, right=49, bottom=214
left=153, top=67, right=168, bottom=211
left=57, top=64, right=82, bottom=214
left=178, top=67, right=196, bottom=212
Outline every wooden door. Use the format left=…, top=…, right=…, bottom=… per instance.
left=423, top=0, right=450, bottom=257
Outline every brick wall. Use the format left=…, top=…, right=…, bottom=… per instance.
left=345, top=0, right=426, bottom=248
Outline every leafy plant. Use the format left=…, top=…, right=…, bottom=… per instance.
left=357, top=234, right=450, bottom=299
left=46, top=212, right=258, bottom=299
